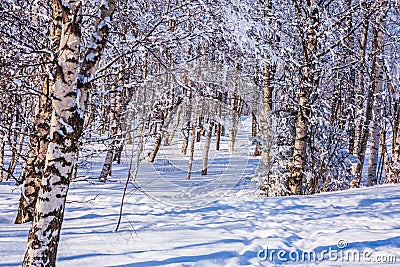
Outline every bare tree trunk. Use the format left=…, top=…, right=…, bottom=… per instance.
left=148, top=102, right=178, bottom=162
left=387, top=116, right=400, bottom=183
left=23, top=2, right=82, bottom=263
left=252, top=112, right=261, bottom=156
left=367, top=109, right=381, bottom=186
left=99, top=64, right=126, bottom=180
left=148, top=132, right=162, bottom=162
left=181, top=91, right=192, bottom=155
left=23, top=1, right=116, bottom=265
left=164, top=104, right=181, bottom=146
left=368, top=21, right=384, bottom=186
left=367, top=17, right=385, bottom=186
left=186, top=96, right=198, bottom=180
left=215, top=123, right=221, bottom=151
left=202, top=120, right=214, bottom=175
left=289, top=1, right=319, bottom=195
left=261, top=64, right=274, bottom=171
left=5, top=129, right=25, bottom=181
left=385, top=88, right=400, bottom=183
left=353, top=3, right=370, bottom=156
left=215, top=92, right=222, bottom=151
left=351, top=2, right=386, bottom=188
left=15, top=0, right=62, bottom=224
left=228, top=85, right=239, bottom=153
left=345, top=0, right=357, bottom=153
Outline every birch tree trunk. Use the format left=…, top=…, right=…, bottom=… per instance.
left=261, top=64, right=274, bottom=172
left=367, top=11, right=386, bottom=186
left=345, top=0, right=357, bottom=153
left=228, top=83, right=239, bottom=153
left=387, top=114, right=400, bottom=183
left=99, top=65, right=126, bottom=180
left=351, top=1, right=386, bottom=188
left=186, top=95, right=198, bottom=180
left=23, top=1, right=116, bottom=265
left=215, top=91, right=222, bottom=151
left=181, top=90, right=192, bottom=155
left=15, top=0, right=62, bottom=224
left=164, top=104, right=181, bottom=146
left=15, top=77, right=53, bottom=223
left=23, top=2, right=82, bottom=264
left=353, top=2, right=370, bottom=156
left=288, top=1, right=319, bottom=195
left=385, top=72, right=400, bottom=184
left=202, top=118, right=214, bottom=175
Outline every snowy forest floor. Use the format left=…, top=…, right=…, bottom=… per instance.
left=1, top=117, right=400, bottom=266
left=1, top=177, right=400, bottom=266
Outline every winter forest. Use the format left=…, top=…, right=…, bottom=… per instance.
left=1, top=0, right=400, bottom=266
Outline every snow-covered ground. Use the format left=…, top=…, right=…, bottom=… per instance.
left=1, top=117, right=400, bottom=266
left=2, top=179, right=400, bottom=266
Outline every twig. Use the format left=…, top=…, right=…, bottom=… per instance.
left=66, top=193, right=100, bottom=204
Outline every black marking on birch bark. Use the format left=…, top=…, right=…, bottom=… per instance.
left=66, top=57, right=79, bottom=64
left=37, top=121, right=51, bottom=131
left=63, top=106, right=77, bottom=113
left=24, top=206, right=64, bottom=266
left=65, top=91, right=77, bottom=97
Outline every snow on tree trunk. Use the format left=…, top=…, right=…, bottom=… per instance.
left=15, top=77, right=53, bottom=224
left=345, top=0, right=357, bottom=153
left=388, top=120, right=400, bottom=183
left=15, top=0, right=62, bottom=224
left=385, top=88, right=400, bottom=184
left=351, top=1, right=387, bottom=188
left=367, top=13, right=386, bottom=186
left=23, top=1, right=82, bottom=264
left=353, top=3, right=370, bottom=157
left=289, top=1, right=318, bottom=195
left=99, top=65, right=126, bottom=180
left=23, top=0, right=116, bottom=265
left=260, top=64, right=274, bottom=175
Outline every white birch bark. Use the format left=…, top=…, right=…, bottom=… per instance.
left=353, top=2, right=370, bottom=156
left=23, top=1, right=116, bottom=265
left=289, top=1, right=318, bottom=195
left=228, top=79, right=239, bottom=153
left=99, top=65, right=125, bottom=180
left=367, top=15, right=385, bottom=186
left=165, top=104, right=181, bottom=146
left=351, top=1, right=387, bottom=188
left=186, top=95, right=198, bottom=180
left=201, top=121, right=214, bottom=175
left=385, top=79, right=400, bottom=184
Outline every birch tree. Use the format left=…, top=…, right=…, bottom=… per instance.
left=366, top=1, right=388, bottom=186
left=23, top=0, right=116, bottom=265
left=288, top=0, right=319, bottom=195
